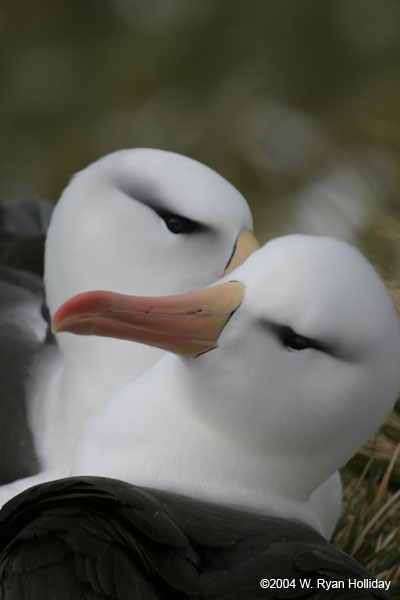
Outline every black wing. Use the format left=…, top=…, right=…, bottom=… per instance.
left=0, top=197, right=54, bottom=483
left=0, top=266, right=52, bottom=483
left=0, top=477, right=390, bottom=599
left=0, top=197, right=53, bottom=276
left=0, top=477, right=200, bottom=599
left=158, top=489, right=391, bottom=600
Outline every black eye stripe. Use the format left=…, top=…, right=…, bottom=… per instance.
left=119, top=184, right=209, bottom=235
left=156, top=209, right=207, bottom=235
left=261, top=321, right=328, bottom=353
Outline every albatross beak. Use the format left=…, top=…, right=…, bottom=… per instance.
left=52, top=282, right=244, bottom=357
left=223, top=229, right=261, bottom=275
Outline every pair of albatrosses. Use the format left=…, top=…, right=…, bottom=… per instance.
left=0, top=149, right=399, bottom=598
left=0, top=150, right=339, bottom=539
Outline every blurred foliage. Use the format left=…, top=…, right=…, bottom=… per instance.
left=1, top=0, right=400, bottom=260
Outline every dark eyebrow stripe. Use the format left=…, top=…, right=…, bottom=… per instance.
left=153, top=208, right=210, bottom=234
left=259, top=318, right=333, bottom=355
left=118, top=182, right=212, bottom=233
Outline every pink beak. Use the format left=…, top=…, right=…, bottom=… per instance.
left=52, top=282, right=244, bottom=357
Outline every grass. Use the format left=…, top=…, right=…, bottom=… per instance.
left=333, top=400, right=400, bottom=599
left=334, top=204, right=400, bottom=598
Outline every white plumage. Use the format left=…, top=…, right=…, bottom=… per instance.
left=61, top=234, right=400, bottom=535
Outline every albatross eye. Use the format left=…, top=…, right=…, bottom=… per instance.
left=269, top=324, right=320, bottom=352
left=284, top=331, right=311, bottom=351
left=158, top=210, right=203, bottom=234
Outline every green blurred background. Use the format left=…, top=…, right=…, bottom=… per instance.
left=1, top=0, right=400, bottom=277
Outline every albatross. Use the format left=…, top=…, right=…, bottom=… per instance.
left=0, top=148, right=258, bottom=493
left=53, top=234, right=400, bottom=534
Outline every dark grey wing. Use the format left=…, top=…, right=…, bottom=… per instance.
left=0, top=197, right=53, bottom=276
left=196, top=527, right=390, bottom=599
left=0, top=478, right=390, bottom=600
left=157, top=490, right=391, bottom=600
left=0, top=477, right=200, bottom=599
left=0, top=266, right=50, bottom=483
left=0, top=197, right=52, bottom=237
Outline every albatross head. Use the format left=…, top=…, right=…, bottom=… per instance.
left=44, top=148, right=258, bottom=392
left=54, top=235, right=400, bottom=500
left=45, top=148, right=257, bottom=318
left=200, top=235, right=400, bottom=465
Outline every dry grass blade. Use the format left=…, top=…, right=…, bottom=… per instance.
left=374, top=443, right=400, bottom=503
left=334, top=400, right=400, bottom=599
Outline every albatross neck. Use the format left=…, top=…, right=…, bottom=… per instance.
left=77, top=355, right=330, bottom=534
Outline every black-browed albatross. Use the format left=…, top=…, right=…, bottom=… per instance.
left=0, top=148, right=259, bottom=497
left=52, top=234, right=400, bottom=536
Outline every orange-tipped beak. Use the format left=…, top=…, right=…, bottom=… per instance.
left=52, top=282, right=244, bottom=357
left=223, top=229, right=261, bottom=275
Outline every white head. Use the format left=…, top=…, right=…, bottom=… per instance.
left=189, top=235, right=400, bottom=490
left=44, top=148, right=257, bottom=388
left=55, top=234, right=400, bottom=499
left=45, top=148, right=254, bottom=316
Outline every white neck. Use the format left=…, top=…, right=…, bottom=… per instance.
left=72, top=355, right=328, bottom=533
left=59, top=334, right=163, bottom=405
left=28, top=336, right=164, bottom=473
